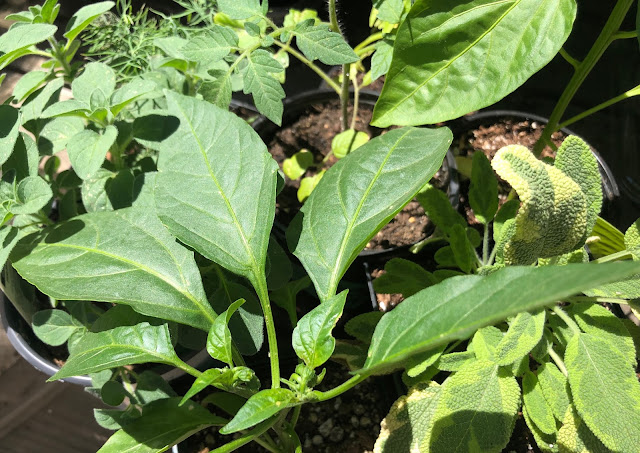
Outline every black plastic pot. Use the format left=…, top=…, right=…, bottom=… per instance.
left=449, top=110, right=620, bottom=219
left=251, top=89, right=460, bottom=264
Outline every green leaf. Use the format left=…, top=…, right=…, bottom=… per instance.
left=12, top=176, right=52, bottom=215
left=110, top=79, right=156, bottom=116
left=32, top=309, right=85, bottom=346
left=20, top=78, right=64, bottom=124
left=97, top=398, right=225, bottom=453
left=38, top=117, right=85, bottom=155
left=494, top=309, right=545, bottom=365
left=370, top=37, right=394, bottom=81
left=0, top=24, right=57, bottom=70
left=522, top=371, right=556, bottom=435
left=217, top=0, right=262, bottom=20
left=293, top=22, right=358, bottom=65
left=220, top=388, right=295, bottom=434
left=429, top=361, right=520, bottom=453
left=0, top=226, right=19, bottom=270
left=242, top=49, right=285, bottom=125
left=180, top=367, right=258, bottom=404
left=51, top=323, right=180, bottom=380
left=66, top=126, right=118, bottom=180
left=12, top=71, right=47, bottom=102
left=207, top=299, right=245, bottom=367
left=564, top=333, right=640, bottom=452
left=557, top=406, right=610, bottom=453
left=40, top=99, right=89, bottom=119
left=436, top=350, right=476, bottom=372
left=371, top=0, right=577, bottom=126
left=179, top=368, right=229, bottom=405
left=270, top=276, right=312, bottom=327
left=81, top=169, right=134, bottom=212
left=297, top=171, right=324, bottom=202
left=331, top=129, right=370, bottom=159
left=91, top=305, right=166, bottom=333
left=589, top=216, right=625, bottom=258
left=406, top=345, right=446, bottom=377
left=152, top=92, right=278, bottom=287
left=265, top=237, right=292, bottom=290
left=4, top=133, right=38, bottom=180
left=12, top=208, right=216, bottom=331
left=374, top=382, right=442, bottom=453
left=537, top=363, right=570, bottom=422
left=470, top=326, right=503, bottom=360
left=522, top=405, right=558, bottom=453
left=101, top=380, right=127, bottom=406
left=416, top=183, right=466, bottom=235
left=72, top=62, right=116, bottom=108
left=282, top=149, right=314, bottom=180
left=181, top=27, right=238, bottom=67
left=199, top=70, right=232, bottom=109
left=625, top=217, right=640, bottom=254
left=449, top=223, right=474, bottom=273
left=288, top=127, right=452, bottom=302
left=64, top=1, right=114, bottom=43
left=372, top=258, right=437, bottom=298
left=344, top=312, right=384, bottom=343
left=374, top=0, right=405, bottom=24
left=469, top=151, right=499, bottom=224
left=360, top=262, right=640, bottom=375
left=94, top=407, right=141, bottom=431
left=0, top=105, right=20, bottom=166
left=292, top=291, right=347, bottom=369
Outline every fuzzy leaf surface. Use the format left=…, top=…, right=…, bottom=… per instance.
left=293, top=22, right=358, bottom=65
left=373, top=258, right=437, bottom=298
left=66, top=126, right=118, bottom=180
left=537, top=363, right=570, bottom=422
left=470, top=151, right=499, bottom=224
left=522, top=371, right=556, bottom=435
left=242, top=50, right=285, bottom=125
left=494, top=309, right=545, bottom=365
left=288, top=127, right=452, bottom=302
left=0, top=106, right=20, bottom=166
left=217, top=0, right=262, bottom=19
left=64, top=2, right=114, bottom=43
left=557, top=406, right=610, bottom=453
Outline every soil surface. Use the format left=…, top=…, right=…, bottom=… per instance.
left=266, top=100, right=449, bottom=250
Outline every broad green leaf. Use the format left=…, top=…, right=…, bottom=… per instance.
left=217, top=0, right=262, bottom=20
left=66, top=126, right=118, bottom=180
left=220, top=388, right=295, bottom=434
left=81, top=169, right=134, bottom=212
left=554, top=136, right=602, bottom=238
left=373, top=258, right=437, bottom=298
left=371, top=0, right=577, bottom=126
left=20, top=78, right=64, bottom=125
left=416, top=183, right=466, bottom=235
left=360, top=262, right=640, bottom=375
left=40, top=99, right=89, bottom=119
left=374, top=382, right=442, bottom=453
left=588, top=216, right=625, bottom=258
left=344, top=312, right=384, bottom=343
left=199, top=71, right=232, bottom=109
left=297, top=171, right=324, bottom=202
left=38, top=116, right=85, bottom=155
left=331, top=129, right=369, bottom=159
left=0, top=24, right=57, bottom=69
left=32, top=309, right=84, bottom=346
left=537, top=363, right=570, bottom=422
left=436, top=350, right=476, bottom=371
left=292, top=291, right=347, bottom=369
left=370, top=37, right=394, bottom=81
left=152, top=92, right=278, bottom=287
left=434, top=246, right=457, bottom=268
left=12, top=208, right=216, bottom=331
left=470, top=326, right=502, bottom=360
left=494, top=309, right=545, bottom=365
left=429, top=361, right=520, bottom=453
left=101, top=380, right=127, bottom=406
left=265, top=237, right=292, bottom=290
left=51, top=323, right=180, bottom=380
left=564, top=333, right=640, bottom=452
left=522, top=406, right=558, bottom=453
left=2, top=264, right=38, bottom=324
left=94, top=406, right=141, bottom=431
left=270, top=276, right=312, bottom=326
left=72, top=62, right=116, bottom=108
left=449, top=223, right=474, bottom=273
left=568, top=303, right=636, bottom=366
left=557, top=406, right=610, bottom=453
left=179, top=368, right=228, bottom=405
left=207, top=298, right=245, bottom=367
left=373, top=0, right=405, bottom=24
left=282, top=149, right=314, bottom=180
left=522, top=371, right=556, bottom=435
left=406, top=344, right=446, bottom=377
left=242, top=49, right=285, bottom=125
left=64, top=1, right=114, bottom=43
left=293, top=22, right=358, bottom=65
left=288, top=127, right=452, bottom=302
left=469, top=151, right=498, bottom=224
left=110, top=79, right=156, bottom=116
left=12, top=71, right=47, bottom=102
left=4, top=133, right=38, bottom=181
left=0, top=105, right=20, bottom=166
left=12, top=176, right=52, bottom=215
left=180, top=367, right=258, bottom=404
left=181, top=27, right=238, bottom=67
left=97, top=398, right=225, bottom=453
left=91, top=305, right=167, bottom=333
left=0, top=226, right=19, bottom=270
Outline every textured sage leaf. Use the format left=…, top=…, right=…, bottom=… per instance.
left=406, top=344, right=446, bottom=377
left=64, top=1, right=114, bottom=43
left=288, top=127, right=452, bottom=302
left=0, top=105, right=20, bottom=166
left=565, top=333, right=640, bottom=452
left=494, top=309, right=545, bottom=365
left=522, top=405, right=558, bottom=453
left=449, top=223, right=474, bottom=273
left=4, top=133, right=38, bottom=181
left=557, top=406, right=610, bottom=453
left=436, top=350, right=476, bottom=372
left=293, top=22, right=358, bottom=65
left=242, top=49, right=285, bottom=125
left=81, top=169, right=134, bottom=212
left=292, top=291, right=347, bottom=369
left=0, top=226, right=19, bottom=270
left=51, top=323, right=180, bottom=380
left=331, top=129, right=369, bottom=159
left=217, top=0, right=262, bottom=20
left=152, top=92, right=278, bottom=286
left=522, top=371, right=556, bottom=436
left=416, top=183, right=467, bottom=235
left=32, top=309, right=85, bottom=346
left=207, top=299, right=245, bottom=366
left=625, top=218, right=640, bottom=253
left=372, top=0, right=576, bottom=126
left=12, top=208, right=216, bottom=331
left=66, top=126, right=118, bottom=180
left=40, top=99, right=89, bottom=119
left=181, top=27, right=238, bottom=67
left=0, top=24, right=57, bottom=70
left=429, top=361, right=520, bottom=453
left=72, top=62, right=116, bottom=108
left=537, top=363, right=570, bottom=422
left=283, top=149, right=314, bottom=180
left=221, top=388, right=295, bottom=434
left=97, top=398, right=225, bottom=453
left=374, top=382, right=442, bottom=453
left=469, top=326, right=503, bottom=360
left=373, top=258, right=436, bottom=298
left=469, top=151, right=498, bottom=224
left=361, top=262, right=640, bottom=375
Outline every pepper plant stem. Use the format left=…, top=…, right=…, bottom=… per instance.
left=255, top=276, right=281, bottom=388
left=312, top=374, right=367, bottom=402
left=533, top=0, right=636, bottom=157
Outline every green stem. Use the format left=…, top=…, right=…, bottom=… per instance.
left=552, top=306, right=581, bottom=335
left=533, top=0, right=636, bottom=157
left=547, top=345, right=568, bottom=377
left=350, top=74, right=360, bottom=130
left=443, top=339, right=463, bottom=354
left=328, top=0, right=340, bottom=34
left=559, top=47, right=580, bottom=69
left=255, top=276, right=280, bottom=388
left=611, top=30, right=638, bottom=40
left=354, top=32, right=383, bottom=52
left=558, top=83, right=640, bottom=129
left=566, top=295, right=630, bottom=305
left=272, top=41, right=341, bottom=94
left=173, top=360, right=202, bottom=379
left=593, top=249, right=634, bottom=263
left=289, top=405, right=302, bottom=429
left=355, top=45, right=378, bottom=57
left=210, top=420, right=277, bottom=453
left=482, top=223, right=489, bottom=265
left=340, top=63, right=351, bottom=131
left=312, top=374, right=367, bottom=402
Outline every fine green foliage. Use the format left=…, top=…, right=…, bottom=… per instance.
left=372, top=0, right=577, bottom=126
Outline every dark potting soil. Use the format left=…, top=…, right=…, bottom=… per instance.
left=267, top=100, right=449, bottom=251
